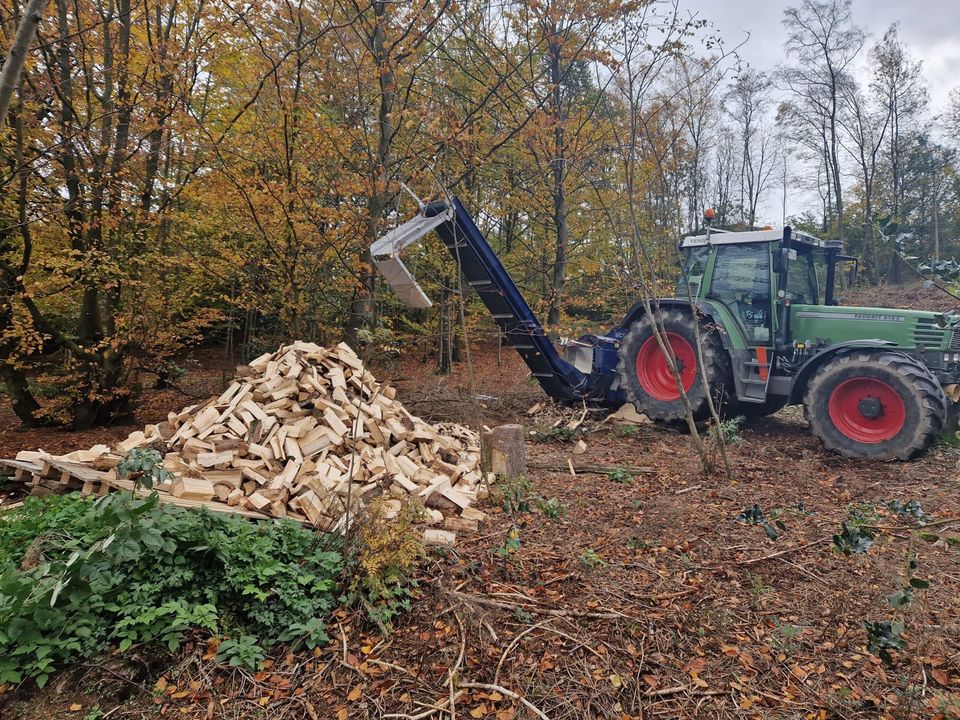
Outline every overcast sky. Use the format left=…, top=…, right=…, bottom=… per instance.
left=689, top=0, right=959, bottom=224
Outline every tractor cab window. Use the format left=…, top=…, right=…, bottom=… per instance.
left=785, top=251, right=818, bottom=304
left=707, top=244, right=771, bottom=345
left=675, top=246, right=710, bottom=298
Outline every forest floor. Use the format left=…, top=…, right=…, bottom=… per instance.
left=1, top=281, right=960, bottom=719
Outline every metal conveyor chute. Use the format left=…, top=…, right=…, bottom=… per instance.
left=370, top=207, right=455, bottom=309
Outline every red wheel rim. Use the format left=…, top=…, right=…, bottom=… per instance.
left=827, top=377, right=906, bottom=443
left=635, top=333, right=697, bottom=401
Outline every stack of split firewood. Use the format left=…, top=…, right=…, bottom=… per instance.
left=2, top=342, right=488, bottom=544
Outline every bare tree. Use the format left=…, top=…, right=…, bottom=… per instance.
left=726, top=68, right=778, bottom=228
left=839, top=86, right=890, bottom=282
left=710, top=124, right=737, bottom=225
left=780, top=0, right=865, bottom=246
left=870, top=23, right=928, bottom=223
left=948, top=87, right=960, bottom=138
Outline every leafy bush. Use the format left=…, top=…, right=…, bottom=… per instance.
left=534, top=426, right=576, bottom=443
left=864, top=620, right=905, bottom=665
left=711, top=416, right=745, bottom=444
left=832, top=522, right=874, bottom=554
left=116, top=448, right=170, bottom=489
left=0, top=492, right=342, bottom=685
left=349, top=497, right=425, bottom=633
left=535, top=497, right=565, bottom=519
left=495, top=475, right=532, bottom=516
left=607, top=468, right=633, bottom=484
left=735, top=504, right=785, bottom=541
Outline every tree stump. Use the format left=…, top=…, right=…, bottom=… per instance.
left=481, top=424, right=526, bottom=478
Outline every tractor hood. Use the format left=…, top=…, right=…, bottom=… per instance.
left=789, top=304, right=960, bottom=352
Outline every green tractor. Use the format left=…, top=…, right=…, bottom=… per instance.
left=373, top=197, right=959, bottom=461
left=619, top=221, right=960, bottom=460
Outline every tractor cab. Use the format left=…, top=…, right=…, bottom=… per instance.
left=677, top=226, right=859, bottom=354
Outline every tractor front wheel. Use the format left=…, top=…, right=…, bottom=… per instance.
left=617, top=309, right=730, bottom=422
left=803, top=351, right=947, bottom=460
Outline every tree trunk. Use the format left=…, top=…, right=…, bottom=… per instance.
left=437, top=278, right=452, bottom=375
left=546, top=33, right=567, bottom=328
left=0, top=0, right=49, bottom=129
left=349, top=0, right=394, bottom=339
left=865, top=194, right=879, bottom=284
left=933, top=193, right=940, bottom=262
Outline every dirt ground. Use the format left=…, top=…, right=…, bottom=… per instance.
left=1, top=297, right=960, bottom=719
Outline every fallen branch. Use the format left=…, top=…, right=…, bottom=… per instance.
left=527, top=462, right=655, bottom=475
left=448, top=589, right=696, bottom=620
left=457, top=682, right=550, bottom=720
left=643, top=683, right=726, bottom=698
left=494, top=620, right=553, bottom=685
left=736, top=537, right=830, bottom=566
left=865, top=516, right=960, bottom=532
left=382, top=691, right=466, bottom=720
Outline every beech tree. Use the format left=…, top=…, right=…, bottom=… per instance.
left=780, top=0, right=865, bottom=247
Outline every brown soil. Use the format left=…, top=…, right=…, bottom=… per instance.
left=1, top=326, right=959, bottom=719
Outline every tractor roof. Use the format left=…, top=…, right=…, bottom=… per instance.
left=680, top=228, right=827, bottom=249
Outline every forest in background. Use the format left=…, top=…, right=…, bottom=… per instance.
left=0, top=0, right=959, bottom=429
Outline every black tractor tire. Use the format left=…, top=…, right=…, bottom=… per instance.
left=803, top=351, right=947, bottom=460
left=617, top=309, right=731, bottom=422
left=730, top=396, right=789, bottom=422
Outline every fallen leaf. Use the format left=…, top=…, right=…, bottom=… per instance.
left=347, top=683, right=364, bottom=702
left=69, top=704, right=83, bottom=712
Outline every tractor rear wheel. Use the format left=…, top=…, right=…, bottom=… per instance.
left=803, top=351, right=947, bottom=460
left=617, top=309, right=731, bottom=422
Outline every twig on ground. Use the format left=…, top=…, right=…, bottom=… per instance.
left=737, top=537, right=830, bottom=565
left=368, top=658, right=415, bottom=676
left=643, top=683, right=726, bottom=698
left=444, top=610, right=467, bottom=720
left=866, top=516, right=960, bottom=531
left=448, top=589, right=696, bottom=620
left=495, top=619, right=553, bottom=685
left=527, top=461, right=655, bottom=475
left=382, top=691, right=466, bottom=720
left=458, top=682, right=550, bottom=720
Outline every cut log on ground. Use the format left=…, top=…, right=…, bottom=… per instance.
left=481, top=424, right=526, bottom=478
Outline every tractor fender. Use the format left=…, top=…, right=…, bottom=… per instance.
left=787, top=340, right=898, bottom=404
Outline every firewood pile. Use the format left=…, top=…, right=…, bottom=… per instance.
left=1, top=342, right=488, bottom=543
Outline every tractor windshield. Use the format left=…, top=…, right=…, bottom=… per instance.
left=675, top=246, right=710, bottom=299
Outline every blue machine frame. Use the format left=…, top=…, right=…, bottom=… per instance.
left=373, top=197, right=629, bottom=405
